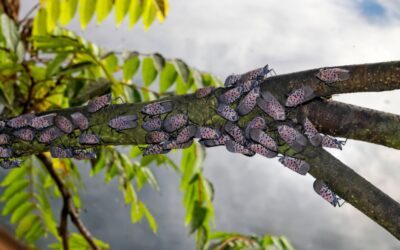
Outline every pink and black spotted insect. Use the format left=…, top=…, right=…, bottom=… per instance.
left=87, top=93, right=111, bottom=113
left=224, top=122, right=246, bottom=145
left=176, top=125, right=197, bottom=144
left=285, top=86, right=314, bottom=107
left=224, top=74, right=241, bottom=87
left=0, top=146, right=12, bottom=158
left=29, top=113, right=56, bottom=129
left=236, top=87, right=260, bottom=116
left=321, top=135, right=346, bottom=150
left=241, top=64, right=272, bottom=82
left=162, top=140, right=193, bottom=150
left=79, top=133, right=100, bottom=145
left=218, top=85, right=243, bottom=104
left=244, top=117, right=266, bottom=139
left=195, top=87, right=215, bottom=98
left=109, top=115, right=138, bottom=131
left=216, top=104, right=239, bottom=122
left=257, top=91, right=286, bottom=121
left=141, top=101, right=173, bottom=116
left=142, top=117, right=163, bottom=132
left=313, top=180, right=344, bottom=207
left=50, top=146, right=74, bottom=158
left=72, top=148, right=97, bottom=160
left=0, top=158, right=21, bottom=169
left=143, top=144, right=170, bottom=156
left=163, top=114, right=188, bottom=133
left=240, top=80, right=259, bottom=93
left=303, top=118, right=322, bottom=146
left=200, top=134, right=230, bottom=148
left=248, top=143, right=277, bottom=158
left=249, top=129, right=278, bottom=152
left=71, top=112, right=89, bottom=131
left=277, top=125, right=308, bottom=151
left=316, top=68, right=350, bottom=84
left=146, top=131, right=170, bottom=144
left=55, top=115, right=74, bottom=134
left=38, top=127, right=64, bottom=143
left=278, top=156, right=310, bottom=175
left=0, top=134, right=10, bottom=145
left=13, top=129, right=35, bottom=142
left=225, top=140, right=255, bottom=157
left=7, top=113, right=35, bottom=128
left=195, top=126, right=221, bottom=140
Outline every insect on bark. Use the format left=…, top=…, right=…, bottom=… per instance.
left=285, top=86, right=314, bottom=107
left=245, top=117, right=266, bottom=139
left=195, top=126, right=221, bottom=140
left=163, top=114, right=188, bottom=133
left=141, top=101, right=173, bottom=116
left=50, top=146, right=74, bottom=158
left=278, top=156, right=310, bottom=175
left=224, top=74, right=241, bottom=87
left=142, top=117, right=163, bottom=132
left=277, top=125, right=308, bottom=151
left=313, top=180, right=344, bottom=207
left=224, top=122, right=246, bottom=145
left=303, top=118, right=322, bottom=146
left=236, top=87, right=260, bottom=116
left=225, top=140, right=255, bottom=157
left=109, top=115, right=138, bottom=131
left=71, top=112, right=89, bottom=131
left=7, top=113, right=35, bottom=128
left=217, top=85, right=243, bottom=104
left=0, top=158, right=21, bottom=169
left=38, top=127, right=64, bottom=143
left=257, top=91, right=286, bottom=121
left=0, top=146, right=12, bottom=158
left=321, top=135, right=346, bottom=150
left=87, top=93, right=112, bottom=113
left=176, top=125, right=197, bottom=144
left=29, top=113, right=56, bottom=129
left=13, top=128, right=35, bottom=142
left=248, top=143, right=277, bottom=158
left=145, top=131, right=170, bottom=144
left=72, top=148, right=97, bottom=160
left=143, top=144, right=170, bottom=156
left=199, top=135, right=231, bottom=148
left=162, top=140, right=193, bottom=150
left=316, top=68, right=350, bottom=84
left=195, top=87, right=215, bottom=98
left=79, top=133, right=101, bottom=145
left=55, top=115, right=74, bottom=134
left=0, top=134, right=10, bottom=145
left=216, top=104, right=239, bottom=122
left=249, top=129, right=278, bottom=152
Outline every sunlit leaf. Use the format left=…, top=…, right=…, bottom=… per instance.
left=11, top=203, right=35, bottom=224
left=115, top=0, right=131, bottom=27
left=123, top=52, right=140, bottom=82
left=15, top=41, right=25, bottom=63
left=46, top=0, right=61, bottom=32
left=96, top=0, right=113, bottom=24
left=142, top=57, right=158, bottom=86
left=0, top=180, right=29, bottom=202
left=33, top=8, right=48, bottom=36
left=153, top=0, right=169, bottom=20
left=159, top=63, right=177, bottom=92
left=60, top=0, right=78, bottom=25
left=16, top=214, right=40, bottom=239
left=0, top=14, right=18, bottom=51
left=102, top=52, right=119, bottom=73
left=142, top=0, right=157, bottom=30
left=152, top=53, right=165, bottom=71
left=46, top=52, right=69, bottom=77
left=196, top=226, right=208, bottom=250
left=79, top=0, right=97, bottom=29
left=1, top=167, right=28, bottom=187
left=173, top=59, right=190, bottom=83
left=140, top=202, right=157, bottom=233
left=2, top=192, right=30, bottom=216
left=129, top=0, right=143, bottom=27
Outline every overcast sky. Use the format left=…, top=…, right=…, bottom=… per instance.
left=13, top=1, right=400, bottom=249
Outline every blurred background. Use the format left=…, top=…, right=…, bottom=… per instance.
left=2, top=0, right=400, bottom=249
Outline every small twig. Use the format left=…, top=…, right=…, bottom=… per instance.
left=216, top=235, right=256, bottom=250
left=18, top=3, right=39, bottom=25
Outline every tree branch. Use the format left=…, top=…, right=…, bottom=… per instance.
left=37, top=153, right=99, bottom=250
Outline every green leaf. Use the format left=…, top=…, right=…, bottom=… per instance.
left=159, top=62, right=177, bottom=93
left=15, top=41, right=25, bottom=63
left=11, top=203, right=35, bottom=224
left=142, top=0, right=157, bottom=29
left=0, top=14, right=18, bottom=51
left=46, top=52, right=69, bottom=77
left=60, top=0, right=78, bottom=26
left=33, top=8, right=48, bottom=36
left=130, top=146, right=142, bottom=158
left=79, top=0, right=97, bottom=29
left=124, top=183, right=138, bottom=204
left=131, top=201, right=142, bottom=223
left=279, top=237, right=294, bottom=250
left=0, top=81, right=15, bottom=105
left=2, top=192, right=30, bottom=216
left=173, top=59, right=190, bottom=83
left=47, top=0, right=61, bottom=32
left=190, top=201, right=207, bottom=234
left=191, top=69, right=202, bottom=87
left=152, top=53, right=165, bottom=71
left=123, top=52, right=140, bottom=81
left=115, top=0, right=131, bottom=27
left=24, top=219, right=44, bottom=243
left=129, top=0, right=143, bottom=27
left=1, top=167, right=28, bottom=187
left=102, top=52, right=119, bottom=73
left=140, top=202, right=157, bottom=233
left=142, top=57, right=158, bottom=86
left=16, top=214, right=39, bottom=239
left=0, top=179, right=29, bottom=202
left=196, top=226, right=208, bottom=250
left=96, top=0, right=113, bottom=24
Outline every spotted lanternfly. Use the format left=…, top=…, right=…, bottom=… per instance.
left=71, top=112, right=89, bottom=131
left=279, top=156, right=310, bottom=175
left=245, top=117, right=266, bottom=139
left=248, top=143, right=277, bottom=158
left=0, top=146, right=12, bottom=158
left=7, top=113, right=35, bottom=128
left=241, top=64, right=271, bottom=82
left=109, top=115, right=138, bottom=131
left=176, top=125, right=197, bottom=144
left=0, top=134, right=10, bottom=145
left=73, top=148, right=97, bottom=160
left=277, top=125, right=308, bottom=151
left=141, top=101, right=173, bottom=116
left=224, top=122, right=246, bottom=145
left=50, top=146, right=73, bottom=158
left=79, top=133, right=100, bottom=145
left=142, top=117, right=162, bottom=132
left=240, top=80, right=259, bottom=93
left=216, top=104, right=239, bottom=122
left=0, top=121, right=5, bottom=131
left=38, top=127, right=64, bottom=143
left=237, top=87, right=260, bottom=116
left=249, top=129, right=278, bottom=152
left=224, top=74, right=241, bottom=87
left=143, top=144, right=170, bottom=156
left=146, top=131, right=170, bottom=144
left=316, top=68, right=350, bottom=84
left=285, top=86, right=314, bottom=107
left=313, top=180, right=344, bottom=207
left=200, top=134, right=230, bottom=147
left=13, top=129, right=35, bottom=142
left=87, top=93, right=111, bottom=113
left=218, top=85, right=243, bottom=104
left=29, top=113, right=56, bottom=129
left=162, top=140, right=193, bottom=150
left=0, top=158, right=21, bottom=169
left=303, top=118, right=322, bottom=146
left=163, top=114, right=188, bottom=133
left=225, top=140, right=255, bottom=157
left=321, top=135, right=346, bottom=150
left=55, top=115, right=74, bottom=134
left=195, top=87, right=215, bottom=98
left=195, top=126, right=221, bottom=140
left=257, top=91, right=286, bottom=120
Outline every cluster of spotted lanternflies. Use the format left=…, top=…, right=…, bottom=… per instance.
left=0, top=66, right=350, bottom=207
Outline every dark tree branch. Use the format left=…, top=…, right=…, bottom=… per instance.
left=37, top=153, right=99, bottom=250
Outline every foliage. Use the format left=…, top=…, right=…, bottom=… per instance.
left=0, top=1, right=293, bottom=249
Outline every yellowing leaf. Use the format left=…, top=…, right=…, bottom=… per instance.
left=142, top=0, right=157, bottom=30
left=153, top=0, right=169, bottom=21
left=33, top=8, right=48, bottom=36
left=46, top=0, right=60, bottom=32
left=96, top=0, right=113, bottom=24
left=79, top=0, right=97, bottom=29
left=129, top=0, right=143, bottom=27
left=115, top=0, right=130, bottom=27
left=60, top=0, right=78, bottom=26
